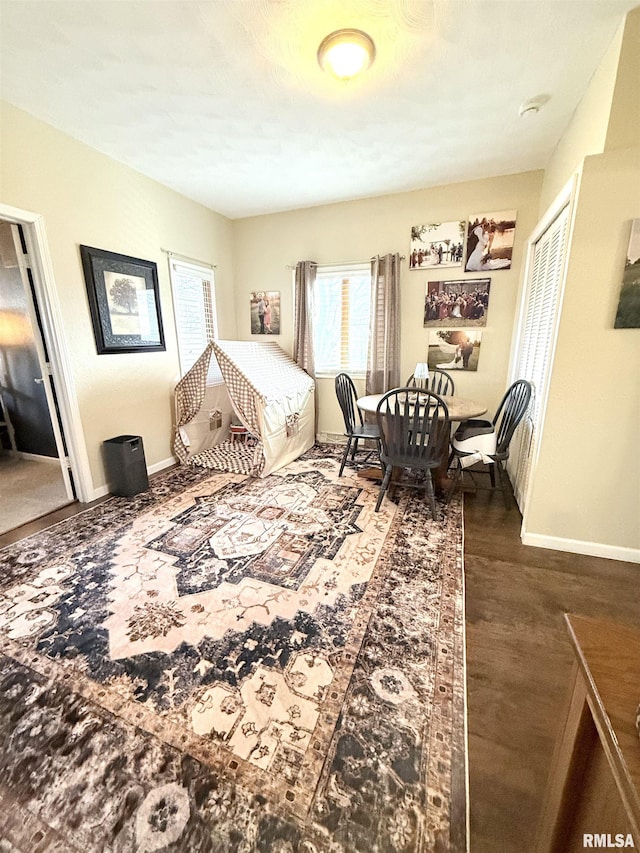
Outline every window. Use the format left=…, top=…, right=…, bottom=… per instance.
left=313, top=263, right=371, bottom=375
left=169, top=258, right=222, bottom=383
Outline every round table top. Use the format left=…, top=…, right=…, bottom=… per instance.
left=356, top=393, right=487, bottom=422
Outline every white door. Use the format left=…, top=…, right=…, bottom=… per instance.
left=6, top=222, right=75, bottom=500
left=509, top=202, right=571, bottom=513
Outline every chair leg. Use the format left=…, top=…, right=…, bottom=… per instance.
left=375, top=465, right=393, bottom=512
left=351, top=437, right=359, bottom=460
left=339, top=438, right=352, bottom=476
left=425, top=471, right=438, bottom=520
left=495, top=462, right=512, bottom=510
left=489, top=464, right=496, bottom=488
left=446, top=459, right=463, bottom=504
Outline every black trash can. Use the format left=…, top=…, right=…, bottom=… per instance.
left=102, top=434, right=149, bottom=497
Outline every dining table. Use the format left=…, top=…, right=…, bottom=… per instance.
left=355, top=392, right=488, bottom=491
left=356, top=393, right=487, bottom=423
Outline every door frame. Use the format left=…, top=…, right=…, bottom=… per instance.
left=10, top=222, right=74, bottom=500
left=0, top=202, right=93, bottom=502
left=507, top=172, right=579, bottom=524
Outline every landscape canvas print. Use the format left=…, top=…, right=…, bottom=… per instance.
left=410, top=221, right=465, bottom=269
left=614, top=219, right=640, bottom=328
left=424, top=278, right=490, bottom=327
left=428, top=329, right=483, bottom=372
left=465, top=210, right=517, bottom=272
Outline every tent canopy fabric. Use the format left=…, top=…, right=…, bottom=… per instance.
left=173, top=340, right=315, bottom=477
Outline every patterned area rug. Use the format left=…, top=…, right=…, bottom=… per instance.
left=0, top=445, right=467, bottom=852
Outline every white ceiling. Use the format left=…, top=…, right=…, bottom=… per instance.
left=0, top=0, right=637, bottom=219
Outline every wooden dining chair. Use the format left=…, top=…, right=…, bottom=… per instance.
left=334, top=373, right=382, bottom=476
left=447, top=379, right=533, bottom=508
left=374, top=388, right=450, bottom=518
left=406, top=367, right=455, bottom=396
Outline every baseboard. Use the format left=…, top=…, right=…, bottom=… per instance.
left=148, top=456, right=177, bottom=475
left=92, top=484, right=110, bottom=500
left=316, top=432, right=347, bottom=444
left=316, top=433, right=378, bottom=447
left=19, top=452, right=60, bottom=464
left=521, top=530, right=640, bottom=564
left=92, top=456, right=178, bottom=501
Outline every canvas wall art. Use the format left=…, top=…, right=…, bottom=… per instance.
left=614, top=219, right=640, bottom=328
left=250, top=291, right=280, bottom=335
left=80, top=245, right=165, bottom=354
left=410, top=221, right=465, bottom=269
left=424, top=278, right=490, bottom=327
left=465, top=210, right=517, bottom=272
left=427, top=329, right=483, bottom=372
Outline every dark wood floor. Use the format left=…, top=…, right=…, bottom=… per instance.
left=0, top=496, right=104, bottom=549
left=2, top=483, right=638, bottom=852
left=464, top=489, right=640, bottom=852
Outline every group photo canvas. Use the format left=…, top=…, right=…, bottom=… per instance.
left=424, top=278, right=491, bottom=327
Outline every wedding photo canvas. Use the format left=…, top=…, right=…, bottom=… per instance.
left=427, top=328, right=483, bottom=372
left=410, top=221, right=465, bottom=269
left=464, top=210, right=517, bottom=272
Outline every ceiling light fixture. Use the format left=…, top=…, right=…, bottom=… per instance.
left=317, top=29, right=375, bottom=81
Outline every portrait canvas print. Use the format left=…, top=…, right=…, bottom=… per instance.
left=250, top=291, right=280, bottom=335
left=427, top=329, right=483, bottom=372
left=614, top=219, right=640, bottom=328
left=410, top=221, right=465, bottom=269
left=465, top=210, right=517, bottom=272
left=424, top=278, right=491, bottom=327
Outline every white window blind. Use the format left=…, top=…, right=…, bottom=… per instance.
left=313, top=264, right=371, bottom=375
left=511, top=203, right=570, bottom=508
left=169, top=259, right=222, bottom=384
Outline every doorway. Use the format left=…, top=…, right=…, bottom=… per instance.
left=0, top=219, right=76, bottom=533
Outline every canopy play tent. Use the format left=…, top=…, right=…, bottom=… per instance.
left=173, top=340, right=315, bottom=477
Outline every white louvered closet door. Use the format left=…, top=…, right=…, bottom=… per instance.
left=511, top=202, right=570, bottom=511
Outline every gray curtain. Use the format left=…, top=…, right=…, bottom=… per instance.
left=366, top=253, right=401, bottom=394
left=293, top=260, right=316, bottom=378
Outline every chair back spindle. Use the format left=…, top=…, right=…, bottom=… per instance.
left=406, top=367, right=455, bottom=397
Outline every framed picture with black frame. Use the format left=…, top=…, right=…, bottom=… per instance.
left=80, top=245, right=166, bottom=354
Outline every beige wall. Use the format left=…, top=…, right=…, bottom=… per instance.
left=605, top=6, right=640, bottom=152
left=523, top=7, right=640, bottom=557
left=539, top=17, right=624, bottom=213
left=233, top=171, right=543, bottom=438
left=525, top=146, right=640, bottom=553
left=0, top=102, right=237, bottom=494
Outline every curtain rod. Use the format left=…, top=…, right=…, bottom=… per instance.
left=161, top=248, right=217, bottom=269
left=286, top=255, right=405, bottom=269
